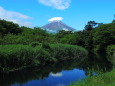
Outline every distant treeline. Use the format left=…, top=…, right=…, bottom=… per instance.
left=0, top=19, right=115, bottom=52
left=0, top=19, right=115, bottom=70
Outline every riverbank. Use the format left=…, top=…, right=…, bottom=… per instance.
left=70, top=69, right=115, bottom=86
left=0, top=44, right=88, bottom=73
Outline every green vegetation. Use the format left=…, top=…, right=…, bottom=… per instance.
left=0, top=18, right=115, bottom=73
left=92, top=23, right=115, bottom=54
left=51, top=44, right=88, bottom=61
left=0, top=44, right=87, bottom=73
left=0, top=19, right=22, bottom=37
left=106, top=45, right=115, bottom=65
left=70, top=69, right=115, bottom=86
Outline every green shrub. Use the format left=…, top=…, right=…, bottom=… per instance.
left=0, top=44, right=88, bottom=73
left=35, top=48, right=56, bottom=64
left=50, top=44, right=88, bottom=61
left=106, top=45, right=115, bottom=65
left=0, top=45, right=40, bottom=72
left=92, top=23, right=115, bottom=54
left=0, top=34, right=30, bottom=45
left=30, top=42, right=41, bottom=47
left=42, top=42, right=50, bottom=49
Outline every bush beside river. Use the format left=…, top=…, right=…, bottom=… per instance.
left=0, top=44, right=88, bottom=73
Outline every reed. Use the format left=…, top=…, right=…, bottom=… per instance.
left=50, top=44, right=88, bottom=61
left=69, top=68, right=115, bottom=86
left=0, top=44, right=88, bottom=73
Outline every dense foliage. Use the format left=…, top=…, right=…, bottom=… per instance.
left=92, top=23, right=115, bottom=54
left=0, top=19, right=22, bottom=37
left=106, top=45, right=115, bottom=65
left=0, top=19, right=115, bottom=73
left=0, top=44, right=87, bottom=73
left=0, top=19, right=114, bottom=53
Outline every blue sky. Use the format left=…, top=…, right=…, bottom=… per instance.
left=0, top=0, right=115, bottom=30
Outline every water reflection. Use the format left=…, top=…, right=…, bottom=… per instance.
left=0, top=58, right=112, bottom=86
left=50, top=72, right=63, bottom=77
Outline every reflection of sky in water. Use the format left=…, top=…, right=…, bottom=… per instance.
left=12, top=68, right=86, bottom=86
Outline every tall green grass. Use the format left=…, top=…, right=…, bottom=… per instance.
left=69, top=69, right=115, bottom=86
left=0, top=45, right=53, bottom=73
left=0, top=44, right=88, bottom=73
left=50, top=44, right=88, bottom=61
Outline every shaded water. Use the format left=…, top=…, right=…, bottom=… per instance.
left=0, top=58, right=112, bottom=86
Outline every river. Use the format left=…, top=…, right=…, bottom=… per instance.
left=0, top=58, right=112, bottom=86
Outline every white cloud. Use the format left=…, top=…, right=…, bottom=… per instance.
left=38, top=0, right=71, bottom=10
left=0, top=6, right=33, bottom=27
left=48, top=17, right=63, bottom=22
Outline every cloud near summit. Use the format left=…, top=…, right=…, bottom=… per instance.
left=38, top=0, right=71, bottom=10
left=48, top=17, right=63, bottom=22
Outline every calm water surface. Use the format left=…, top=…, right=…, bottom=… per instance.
left=12, top=69, right=86, bottom=86
left=0, top=59, right=112, bottom=86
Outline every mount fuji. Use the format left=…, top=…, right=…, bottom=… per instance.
left=41, top=20, right=75, bottom=33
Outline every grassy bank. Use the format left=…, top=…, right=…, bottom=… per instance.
left=70, top=69, right=115, bottom=86
left=0, top=44, right=88, bottom=73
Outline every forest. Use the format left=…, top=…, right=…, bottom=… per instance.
left=0, top=19, right=115, bottom=73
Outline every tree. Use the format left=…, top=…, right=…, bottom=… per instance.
left=92, top=23, right=115, bottom=54
left=0, top=19, right=22, bottom=36
left=85, top=21, right=98, bottom=30
left=55, top=30, right=72, bottom=42
left=112, top=14, right=115, bottom=23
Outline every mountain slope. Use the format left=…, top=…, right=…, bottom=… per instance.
left=41, top=21, right=75, bottom=33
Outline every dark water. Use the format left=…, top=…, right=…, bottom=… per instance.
left=0, top=58, right=112, bottom=86
left=12, top=69, right=86, bottom=86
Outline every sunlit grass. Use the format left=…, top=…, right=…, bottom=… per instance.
left=69, top=69, right=115, bottom=86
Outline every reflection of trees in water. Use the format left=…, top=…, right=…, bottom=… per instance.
left=0, top=57, right=112, bottom=86
left=20, top=84, right=22, bottom=86
left=41, top=78, right=47, bottom=86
